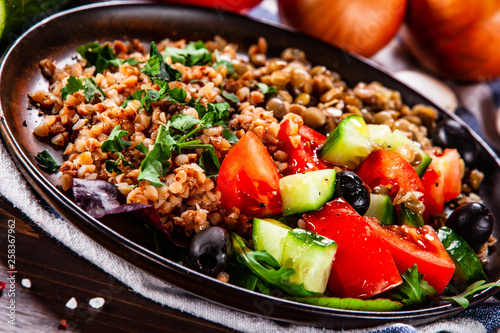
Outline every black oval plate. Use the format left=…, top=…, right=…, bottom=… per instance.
left=1, top=2, right=499, bottom=329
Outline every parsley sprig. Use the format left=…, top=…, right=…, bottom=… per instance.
left=164, top=41, right=212, bottom=67
left=137, top=104, right=229, bottom=186
left=61, top=76, right=106, bottom=103
left=77, top=41, right=138, bottom=74
left=101, top=125, right=133, bottom=174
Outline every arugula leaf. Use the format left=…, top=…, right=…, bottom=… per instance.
left=441, top=280, right=500, bottom=308
left=227, top=263, right=259, bottom=291
left=34, top=150, right=61, bottom=173
left=288, top=297, right=403, bottom=311
left=257, top=82, right=278, bottom=95
left=76, top=42, right=134, bottom=74
left=61, top=76, right=106, bottom=103
left=164, top=41, right=212, bottom=67
left=390, top=264, right=437, bottom=307
left=101, top=125, right=132, bottom=153
left=222, top=128, right=239, bottom=144
left=231, top=232, right=323, bottom=297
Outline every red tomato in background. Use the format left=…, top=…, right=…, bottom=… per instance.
left=355, top=150, right=425, bottom=200
left=217, top=132, right=282, bottom=217
left=278, top=120, right=329, bottom=175
left=162, top=0, right=263, bottom=13
left=365, top=219, right=455, bottom=294
left=305, top=198, right=402, bottom=298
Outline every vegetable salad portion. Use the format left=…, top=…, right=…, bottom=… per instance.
left=30, top=36, right=497, bottom=311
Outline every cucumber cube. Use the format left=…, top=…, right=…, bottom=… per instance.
left=279, top=169, right=337, bottom=216
left=319, top=115, right=373, bottom=169
left=252, top=218, right=292, bottom=263
left=282, top=228, right=337, bottom=293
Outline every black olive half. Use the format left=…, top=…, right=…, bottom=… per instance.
left=187, top=227, right=233, bottom=277
left=432, top=119, right=478, bottom=165
left=335, top=170, right=370, bottom=216
left=445, top=202, right=494, bottom=252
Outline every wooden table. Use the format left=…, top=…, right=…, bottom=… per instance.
left=0, top=195, right=233, bottom=332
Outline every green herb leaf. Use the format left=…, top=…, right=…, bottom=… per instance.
left=34, top=149, right=61, bottom=173
left=61, top=76, right=106, bottom=103
left=390, top=264, right=437, bottom=307
left=166, top=87, right=188, bottom=104
left=222, top=90, right=240, bottom=103
left=138, top=124, right=175, bottom=187
left=441, top=280, right=500, bottom=308
left=214, top=60, right=234, bottom=75
left=257, top=82, right=278, bottom=95
left=101, top=125, right=133, bottom=174
left=101, top=125, right=132, bottom=153
left=135, top=142, right=148, bottom=154
left=231, top=232, right=323, bottom=297
left=227, top=263, right=260, bottom=291
left=222, top=128, right=239, bottom=144
left=164, top=41, right=212, bottom=67
left=144, top=42, right=182, bottom=82
left=76, top=42, right=131, bottom=74
left=170, top=114, right=200, bottom=133
left=82, top=78, right=106, bottom=103
left=61, top=76, right=84, bottom=101
left=199, top=147, right=220, bottom=177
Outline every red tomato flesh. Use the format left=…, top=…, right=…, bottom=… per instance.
left=421, top=168, right=444, bottom=215
left=355, top=150, right=425, bottom=199
left=304, top=198, right=403, bottom=298
left=217, top=132, right=282, bottom=217
left=365, top=218, right=455, bottom=294
left=278, top=120, right=329, bottom=175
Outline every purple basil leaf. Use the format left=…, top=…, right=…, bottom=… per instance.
left=73, top=178, right=121, bottom=218
left=72, top=178, right=189, bottom=247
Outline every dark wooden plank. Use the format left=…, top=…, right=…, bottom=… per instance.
left=0, top=196, right=235, bottom=332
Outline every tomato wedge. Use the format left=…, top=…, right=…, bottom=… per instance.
left=278, top=120, right=329, bottom=175
left=365, top=218, right=455, bottom=294
left=298, top=123, right=327, bottom=149
left=217, top=131, right=282, bottom=217
left=304, top=198, right=402, bottom=298
left=421, top=168, right=444, bottom=215
left=355, top=150, right=425, bottom=199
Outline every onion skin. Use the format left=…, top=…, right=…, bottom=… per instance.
left=401, top=0, right=500, bottom=81
left=277, top=0, right=407, bottom=58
